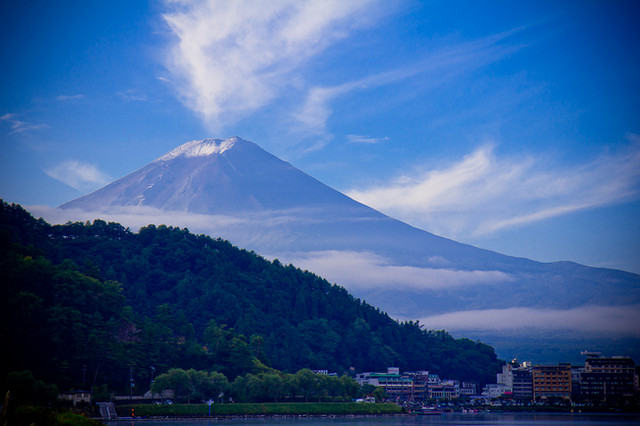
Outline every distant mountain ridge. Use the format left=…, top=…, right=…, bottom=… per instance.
left=57, top=137, right=640, bottom=363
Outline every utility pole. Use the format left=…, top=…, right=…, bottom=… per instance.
left=129, top=365, right=135, bottom=400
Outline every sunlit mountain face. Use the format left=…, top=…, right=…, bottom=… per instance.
left=59, top=137, right=640, bottom=364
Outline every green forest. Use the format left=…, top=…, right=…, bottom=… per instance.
left=0, top=200, right=502, bottom=399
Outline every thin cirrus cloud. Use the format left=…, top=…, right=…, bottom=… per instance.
left=45, top=160, right=112, bottom=192
left=293, top=28, right=529, bottom=135
left=347, top=137, right=640, bottom=238
left=115, top=89, right=148, bottom=102
left=282, top=250, right=513, bottom=291
left=418, top=305, right=640, bottom=336
left=347, top=135, right=389, bottom=144
left=0, top=113, right=48, bottom=134
left=56, top=94, right=85, bottom=101
left=161, top=0, right=382, bottom=130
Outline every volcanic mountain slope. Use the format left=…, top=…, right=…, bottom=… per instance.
left=59, top=137, right=640, bottom=362
left=62, top=137, right=355, bottom=214
left=61, top=138, right=540, bottom=267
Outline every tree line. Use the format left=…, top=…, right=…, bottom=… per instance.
left=150, top=368, right=362, bottom=403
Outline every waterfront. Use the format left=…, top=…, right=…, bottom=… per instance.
left=106, top=412, right=640, bottom=425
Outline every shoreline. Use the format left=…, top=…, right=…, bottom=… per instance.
left=99, top=411, right=640, bottom=422
left=101, top=413, right=409, bottom=422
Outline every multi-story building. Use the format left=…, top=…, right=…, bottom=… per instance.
left=497, top=363, right=515, bottom=388
left=480, top=383, right=511, bottom=399
left=458, top=381, right=478, bottom=397
left=580, top=355, right=635, bottom=402
left=571, top=366, right=584, bottom=401
left=374, top=373, right=413, bottom=399
left=425, top=373, right=442, bottom=399
left=532, top=364, right=572, bottom=401
left=428, top=383, right=445, bottom=399
left=497, top=360, right=532, bottom=401
left=355, top=369, right=413, bottom=400
left=427, top=380, right=460, bottom=399
left=442, top=381, right=460, bottom=399
left=403, top=371, right=429, bottom=400
left=512, top=368, right=533, bottom=401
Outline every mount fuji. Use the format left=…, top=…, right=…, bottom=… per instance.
left=58, top=137, right=640, bottom=362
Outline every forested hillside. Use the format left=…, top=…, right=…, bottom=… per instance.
left=1, top=201, right=502, bottom=393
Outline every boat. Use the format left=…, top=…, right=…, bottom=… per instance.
left=417, top=406, right=444, bottom=415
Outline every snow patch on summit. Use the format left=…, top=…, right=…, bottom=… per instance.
left=157, top=137, right=237, bottom=161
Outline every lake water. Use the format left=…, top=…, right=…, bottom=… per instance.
left=107, top=412, right=640, bottom=425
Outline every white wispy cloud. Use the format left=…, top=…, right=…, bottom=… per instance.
left=45, top=161, right=112, bottom=192
left=116, top=89, right=148, bottom=102
left=293, top=29, right=528, bottom=135
left=0, top=113, right=48, bottom=134
left=56, top=94, right=85, bottom=101
left=282, top=250, right=513, bottom=291
left=347, top=135, right=389, bottom=144
left=293, top=82, right=362, bottom=135
left=347, top=137, right=640, bottom=238
left=161, top=0, right=381, bottom=130
left=418, top=305, right=640, bottom=336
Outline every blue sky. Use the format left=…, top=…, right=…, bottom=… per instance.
left=1, top=0, right=639, bottom=273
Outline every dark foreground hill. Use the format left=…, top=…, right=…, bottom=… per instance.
left=0, top=201, right=502, bottom=392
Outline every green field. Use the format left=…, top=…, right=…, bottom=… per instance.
left=121, top=402, right=402, bottom=417
left=11, top=406, right=103, bottom=426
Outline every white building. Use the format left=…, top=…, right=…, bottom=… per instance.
left=481, top=383, right=512, bottom=399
